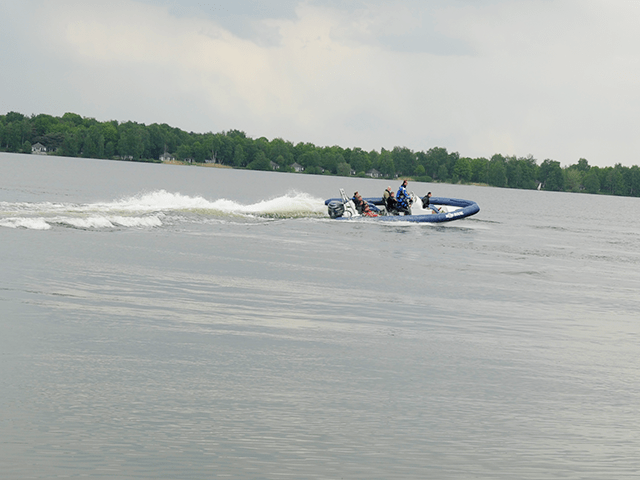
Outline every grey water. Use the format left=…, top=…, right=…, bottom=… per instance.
left=1, top=153, right=640, bottom=479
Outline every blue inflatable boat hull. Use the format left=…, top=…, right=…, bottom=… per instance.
left=324, top=196, right=480, bottom=223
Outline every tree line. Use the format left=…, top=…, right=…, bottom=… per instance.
left=2, top=111, right=640, bottom=196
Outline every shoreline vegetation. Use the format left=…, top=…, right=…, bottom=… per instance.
left=160, top=159, right=232, bottom=168
left=2, top=111, right=639, bottom=196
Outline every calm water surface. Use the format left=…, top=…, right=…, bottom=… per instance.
left=1, top=153, right=640, bottom=479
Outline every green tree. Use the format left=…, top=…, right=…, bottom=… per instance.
left=61, top=112, right=83, bottom=127
left=226, top=129, right=247, bottom=141
left=105, top=141, right=116, bottom=158
left=564, top=158, right=590, bottom=193
left=583, top=170, right=600, bottom=194
left=421, top=147, right=450, bottom=179
left=248, top=150, right=271, bottom=170
left=118, top=123, right=146, bottom=159
left=5, top=111, right=25, bottom=123
left=487, top=155, right=507, bottom=187
left=176, top=144, right=192, bottom=161
left=575, top=158, right=590, bottom=172
left=147, top=123, right=167, bottom=160
left=505, top=157, right=523, bottom=188
left=293, top=141, right=316, bottom=161
left=628, top=165, right=640, bottom=197
left=192, top=141, right=207, bottom=162
left=539, top=159, right=564, bottom=191
left=272, top=154, right=285, bottom=169
left=349, top=148, right=371, bottom=174
left=253, top=137, right=270, bottom=160
left=336, top=162, right=352, bottom=176
left=61, top=131, right=80, bottom=157
left=320, top=151, right=340, bottom=174
left=437, top=164, right=450, bottom=182
left=470, top=157, right=489, bottom=183
left=391, top=147, right=416, bottom=176
left=232, top=144, right=245, bottom=166
left=298, top=150, right=321, bottom=171
left=214, top=134, right=234, bottom=165
left=453, top=157, right=472, bottom=183
left=520, top=156, right=540, bottom=189
left=3, top=122, right=22, bottom=151
left=269, top=138, right=294, bottom=165
left=602, top=164, right=626, bottom=195
left=82, top=125, right=105, bottom=158
left=564, top=168, right=583, bottom=192
left=378, top=150, right=396, bottom=178
left=32, top=113, right=56, bottom=137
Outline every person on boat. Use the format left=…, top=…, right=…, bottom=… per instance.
left=422, top=192, right=440, bottom=212
left=383, top=186, right=398, bottom=214
left=352, top=191, right=364, bottom=212
left=396, top=180, right=412, bottom=215
left=352, top=192, right=378, bottom=217
left=422, top=192, right=431, bottom=208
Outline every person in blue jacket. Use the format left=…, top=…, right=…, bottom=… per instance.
left=396, top=180, right=412, bottom=215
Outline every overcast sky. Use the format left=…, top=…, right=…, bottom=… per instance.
left=1, top=0, right=639, bottom=167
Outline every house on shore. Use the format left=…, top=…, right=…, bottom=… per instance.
left=31, top=142, right=47, bottom=155
left=270, top=161, right=280, bottom=171
left=366, top=169, right=382, bottom=178
left=160, top=152, right=175, bottom=162
left=292, top=162, right=304, bottom=173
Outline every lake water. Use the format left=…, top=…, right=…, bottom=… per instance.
left=1, top=153, right=640, bottom=479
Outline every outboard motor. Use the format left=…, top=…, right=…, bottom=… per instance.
left=327, top=200, right=345, bottom=219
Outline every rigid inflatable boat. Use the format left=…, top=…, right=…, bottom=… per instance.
left=324, top=189, right=480, bottom=223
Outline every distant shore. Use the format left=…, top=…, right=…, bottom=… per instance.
left=161, top=159, right=232, bottom=169
left=3, top=110, right=640, bottom=197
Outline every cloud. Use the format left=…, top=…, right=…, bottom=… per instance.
left=16, top=0, right=412, bottom=143
left=2, top=0, right=640, bottom=167
left=136, top=0, right=301, bottom=46
left=439, top=0, right=640, bottom=163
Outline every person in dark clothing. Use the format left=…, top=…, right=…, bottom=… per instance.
left=352, top=192, right=377, bottom=217
left=396, top=180, right=412, bottom=215
left=422, top=192, right=432, bottom=209
left=421, top=192, right=440, bottom=212
left=352, top=192, right=364, bottom=213
left=382, top=186, right=398, bottom=214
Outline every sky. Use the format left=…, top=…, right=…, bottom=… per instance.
left=1, top=0, right=639, bottom=168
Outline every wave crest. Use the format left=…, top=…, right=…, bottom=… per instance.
left=102, top=190, right=326, bottom=217
left=0, top=190, right=328, bottom=230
